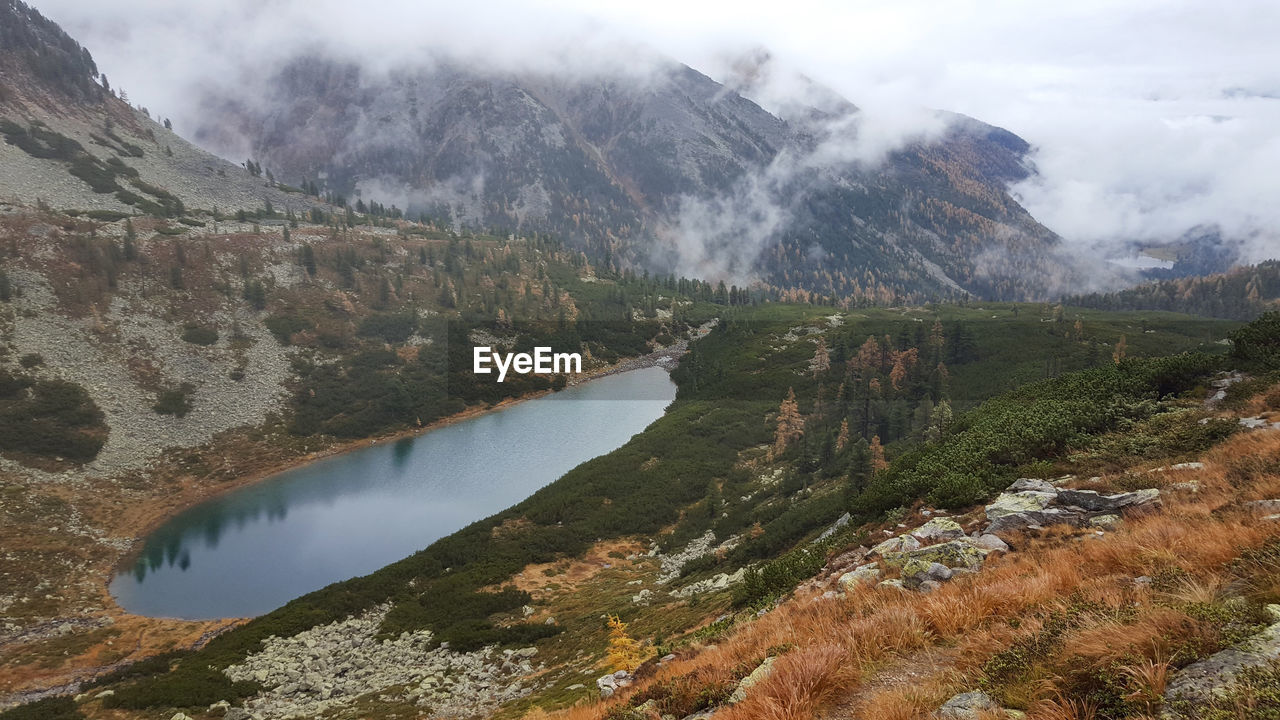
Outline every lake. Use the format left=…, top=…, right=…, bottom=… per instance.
left=110, top=366, right=677, bottom=620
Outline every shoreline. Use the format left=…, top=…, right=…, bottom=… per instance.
left=0, top=327, right=710, bottom=703
left=102, top=330, right=706, bottom=612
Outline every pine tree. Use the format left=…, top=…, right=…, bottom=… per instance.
left=122, top=219, right=137, bottom=261
left=300, top=244, right=316, bottom=276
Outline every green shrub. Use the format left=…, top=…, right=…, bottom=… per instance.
left=357, top=312, right=418, bottom=343
left=181, top=324, right=219, bottom=346
left=0, top=371, right=105, bottom=462
left=1230, top=311, right=1280, bottom=372
left=264, top=314, right=312, bottom=344
left=856, top=353, right=1220, bottom=513
left=153, top=384, right=194, bottom=417
left=102, top=665, right=257, bottom=710
left=0, top=697, right=82, bottom=720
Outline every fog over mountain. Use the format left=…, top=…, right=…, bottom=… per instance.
left=34, top=0, right=1280, bottom=283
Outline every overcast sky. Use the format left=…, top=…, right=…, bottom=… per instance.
left=35, top=0, right=1280, bottom=263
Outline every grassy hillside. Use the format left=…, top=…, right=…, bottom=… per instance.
left=65, top=303, right=1239, bottom=718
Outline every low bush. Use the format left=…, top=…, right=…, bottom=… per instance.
left=181, top=324, right=219, bottom=346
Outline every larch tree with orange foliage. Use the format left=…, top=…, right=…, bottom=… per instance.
left=869, top=435, right=888, bottom=470
left=835, top=418, right=850, bottom=452
left=606, top=615, right=643, bottom=672
left=811, top=337, right=830, bottom=377
left=772, top=387, right=804, bottom=458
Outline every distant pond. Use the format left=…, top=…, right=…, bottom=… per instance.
left=110, top=367, right=676, bottom=620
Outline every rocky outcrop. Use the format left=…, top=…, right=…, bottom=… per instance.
left=882, top=538, right=992, bottom=589
left=1163, top=604, right=1280, bottom=717
left=870, top=534, right=922, bottom=556
left=597, top=670, right=632, bottom=699
left=656, top=530, right=741, bottom=584
left=983, top=479, right=1162, bottom=537
left=728, top=656, right=776, bottom=704
left=910, top=517, right=966, bottom=542
left=671, top=567, right=748, bottom=598
left=224, top=606, right=536, bottom=719
left=838, top=563, right=882, bottom=590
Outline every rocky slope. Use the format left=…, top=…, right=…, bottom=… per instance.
left=0, top=0, right=325, bottom=218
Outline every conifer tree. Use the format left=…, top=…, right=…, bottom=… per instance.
left=606, top=615, right=642, bottom=672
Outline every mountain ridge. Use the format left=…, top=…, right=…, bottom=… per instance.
left=192, top=52, right=1071, bottom=302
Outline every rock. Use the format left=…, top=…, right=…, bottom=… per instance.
left=816, top=512, right=851, bottom=541
left=1245, top=499, right=1280, bottom=513
left=1055, top=489, right=1114, bottom=511
left=838, top=563, right=882, bottom=591
left=985, top=490, right=1058, bottom=521
left=882, top=539, right=990, bottom=573
left=1164, top=605, right=1280, bottom=716
left=1088, top=514, right=1121, bottom=530
left=824, top=547, right=869, bottom=575
left=968, top=534, right=1010, bottom=552
left=877, top=579, right=906, bottom=591
left=983, top=504, right=1075, bottom=532
left=870, top=534, right=921, bottom=556
left=95, top=690, right=114, bottom=699
left=1169, top=481, right=1200, bottom=493
left=171, top=714, right=194, bottom=720
left=1109, top=488, right=1162, bottom=511
left=566, top=683, right=585, bottom=690
left=1007, top=478, right=1057, bottom=493
left=900, top=559, right=953, bottom=588
left=917, top=580, right=942, bottom=593
left=937, top=690, right=999, bottom=718
left=597, top=670, right=632, bottom=698
left=728, top=656, right=776, bottom=704
left=910, top=517, right=966, bottom=542
left=632, top=589, right=653, bottom=605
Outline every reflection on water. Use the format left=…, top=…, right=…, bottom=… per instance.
left=111, top=368, right=676, bottom=620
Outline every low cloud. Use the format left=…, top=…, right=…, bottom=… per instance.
left=34, top=0, right=1280, bottom=277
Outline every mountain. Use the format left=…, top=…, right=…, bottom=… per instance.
left=0, top=0, right=325, bottom=219
left=193, top=53, right=1069, bottom=302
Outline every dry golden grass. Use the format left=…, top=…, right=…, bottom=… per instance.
left=535, top=428, right=1280, bottom=720
left=1030, top=693, right=1100, bottom=720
